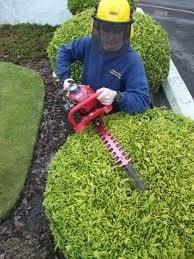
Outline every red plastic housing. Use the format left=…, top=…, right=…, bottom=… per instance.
left=68, top=90, right=112, bottom=132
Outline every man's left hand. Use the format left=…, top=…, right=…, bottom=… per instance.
left=96, top=87, right=117, bottom=105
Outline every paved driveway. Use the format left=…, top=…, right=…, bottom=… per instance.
left=138, top=0, right=194, bottom=98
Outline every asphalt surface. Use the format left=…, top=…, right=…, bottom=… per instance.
left=138, top=0, right=194, bottom=98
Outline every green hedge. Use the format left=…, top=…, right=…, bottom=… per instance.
left=47, top=9, right=170, bottom=91
left=44, top=108, right=194, bottom=258
left=68, top=0, right=138, bottom=15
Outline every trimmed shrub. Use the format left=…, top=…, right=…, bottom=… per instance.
left=68, top=0, right=138, bottom=15
left=44, top=108, right=194, bottom=258
left=47, top=9, right=170, bottom=91
left=132, top=13, right=170, bottom=89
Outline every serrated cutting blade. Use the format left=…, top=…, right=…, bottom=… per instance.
left=94, top=120, right=147, bottom=191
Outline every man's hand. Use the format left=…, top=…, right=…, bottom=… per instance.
left=63, top=78, right=74, bottom=91
left=96, top=87, right=117, bottom=105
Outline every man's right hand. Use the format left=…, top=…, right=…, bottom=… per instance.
left=63, top=78, right=74, bottom=91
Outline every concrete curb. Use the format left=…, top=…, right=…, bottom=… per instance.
left=137, top=7, right=194, bottom=120
left=163, top=60, right=194, bottom=119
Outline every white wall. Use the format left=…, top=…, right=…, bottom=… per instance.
left=0, top=0, right=72, bottom=25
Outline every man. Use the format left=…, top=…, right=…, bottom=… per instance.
left=56, top=0, right=150, bottom=113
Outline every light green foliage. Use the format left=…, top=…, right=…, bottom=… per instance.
left=44, top=108, right=194, bottom=258
left=132, top=13, right=170, bottom=91
left=47, top=9, right=170, bottom=90
left=0, top=62, right=44, bottom=221
left=68, top=0, right=138, bottom=15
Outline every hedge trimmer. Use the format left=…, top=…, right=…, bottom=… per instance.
left=61, top=82, right=146, bottom=191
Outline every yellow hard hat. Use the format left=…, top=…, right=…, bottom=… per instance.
left=96, top=0, right=131, bottom=23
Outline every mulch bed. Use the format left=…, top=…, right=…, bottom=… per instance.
left=0, top=59, right=70, bottom=258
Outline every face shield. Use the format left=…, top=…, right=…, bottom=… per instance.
left=92, top=18, right=132, bottom=56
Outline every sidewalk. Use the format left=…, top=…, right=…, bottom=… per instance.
left=0, top=0, right=72, bottom=25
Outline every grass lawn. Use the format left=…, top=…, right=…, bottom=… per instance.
left=0, top=62, right=44, bottom=221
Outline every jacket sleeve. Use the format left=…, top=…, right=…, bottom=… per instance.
left=118, top=53, right=150, bottom=113
left=56, top=36, right=88, bottom=81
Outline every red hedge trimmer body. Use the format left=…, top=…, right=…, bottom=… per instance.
left=63, top=83, right=146, bottom=190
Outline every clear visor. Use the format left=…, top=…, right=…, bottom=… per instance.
left=92, top=19, right=131, bottom=55
left=98, top=21, right=128, bottom=33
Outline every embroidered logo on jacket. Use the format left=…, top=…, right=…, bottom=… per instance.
left=110, top=69, right=121, bottom=79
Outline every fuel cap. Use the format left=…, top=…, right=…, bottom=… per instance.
left=69, top=83, right=80, bottom=94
